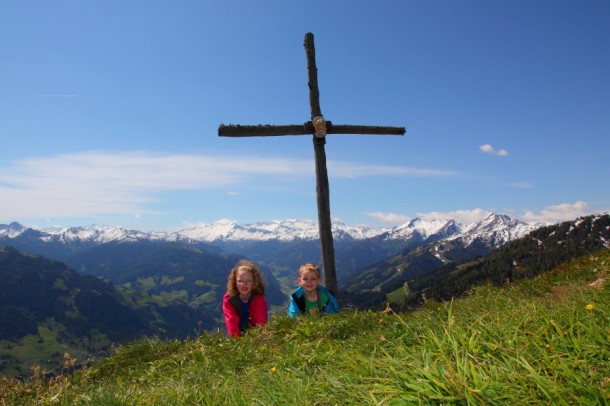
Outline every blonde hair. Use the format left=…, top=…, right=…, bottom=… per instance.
left=226, top=259, right=265, bottom=297
left=298, top=263, right=321, bottom=279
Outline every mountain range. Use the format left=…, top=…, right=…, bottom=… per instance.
left=1, top=213, right=537, bottom=291
left=0, top=212, right=535, bottom=247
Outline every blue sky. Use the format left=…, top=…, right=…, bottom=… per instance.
left=1, top=1, right=609, bottom=231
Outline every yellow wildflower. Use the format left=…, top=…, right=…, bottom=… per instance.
left=586, top=304, right=594, bottom=311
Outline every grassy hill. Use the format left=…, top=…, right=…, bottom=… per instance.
left=2, top=249, right=608, bottom=405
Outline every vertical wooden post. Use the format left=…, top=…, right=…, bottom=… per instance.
left=305, top=33, right=322, bottom=118
left=305, top=32, right=338, bottom=295
left=313, top=137, right=337, bottom=295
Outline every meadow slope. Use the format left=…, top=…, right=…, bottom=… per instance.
left=2, top=250, right=609, bottom=405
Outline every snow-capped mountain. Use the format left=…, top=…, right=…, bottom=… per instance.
left=377, top=218, right=463, bottom=242
left=176, top=213, right=535, bottom=245
left=459, top=213, right=534, bottom=246
left=177, top=218, right=327, bottom=242
left=0, top=222, right=28, bottom=239
left=0, top=213, right=536, bottom=247
left=0, top=221, right=170, bottom=246
left=2, top=214, right=537, bottom=285
left=412, top=213, right=536, bottom=266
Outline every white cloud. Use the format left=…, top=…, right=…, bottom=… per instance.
left=521, top=201, right=594, bottom=225
left=417, top=208, right=490, bottom=225
left=479, top=144, right=508, bottom=156
left=366, top=212, right=411, bottom=224
left=0, top=151, right=451, bottom=220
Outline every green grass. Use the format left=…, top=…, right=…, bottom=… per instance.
left=2, top=250, right=609, bottom=405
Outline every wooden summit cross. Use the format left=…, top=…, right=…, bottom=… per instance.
left=218, top=33, right=405, bottom=296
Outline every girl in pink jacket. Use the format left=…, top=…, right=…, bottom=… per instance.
left=222, top=260, right=268, bottom=337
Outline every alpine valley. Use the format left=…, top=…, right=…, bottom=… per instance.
left=3, top=212, right=609, bottom=377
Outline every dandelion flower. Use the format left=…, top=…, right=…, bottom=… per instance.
left=585, top=304, right=594, bottom=311
left=270, top=367, right=277, bottom=372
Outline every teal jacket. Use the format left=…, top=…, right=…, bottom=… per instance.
left=288, top=285, right=339, bottom=317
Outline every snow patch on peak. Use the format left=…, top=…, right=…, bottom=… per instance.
left=0, top=222, right=28, bottom=238
left=458, top=213, right=536, bottom=246
left=385, top=218, right=463, bottom=241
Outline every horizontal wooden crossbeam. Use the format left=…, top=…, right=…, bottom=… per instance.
left=218, top=122, right=405, bottom=137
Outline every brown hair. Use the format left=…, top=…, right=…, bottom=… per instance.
left=226, top=259, right=266, bottom=297
left=298, top=263, right=321, bottom=279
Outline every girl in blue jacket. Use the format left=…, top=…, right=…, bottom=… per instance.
left=288, top=263, right=339, bottom=317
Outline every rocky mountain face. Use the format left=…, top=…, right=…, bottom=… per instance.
left=341, top=214, right=539, bottom=292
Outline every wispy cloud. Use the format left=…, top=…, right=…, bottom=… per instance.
left=479, top=144, right=508, bottom=156
left=0, top=151, right=451, bottom=220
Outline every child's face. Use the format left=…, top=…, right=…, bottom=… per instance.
left=298, top=270, right=320, bottom=293
left=236, top=269, right=254, bottom=297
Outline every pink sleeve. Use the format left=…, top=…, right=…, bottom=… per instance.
left=250, top=295, right=268, bottom=327
left=222, top=293, right=241, bottom=338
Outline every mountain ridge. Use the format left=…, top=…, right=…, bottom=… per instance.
left=0, top=213, right=539, bottom=287
left=1, top=212, right=537, bottom=247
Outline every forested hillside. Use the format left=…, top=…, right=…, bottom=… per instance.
left=372, top=214, right=610, bottom=310
left=0, top=247, right=200, bottom=377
